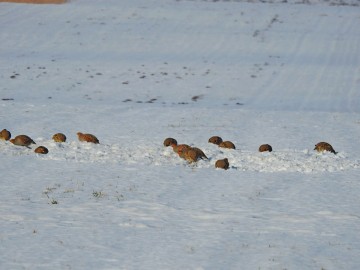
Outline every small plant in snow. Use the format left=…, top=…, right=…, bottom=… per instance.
left=44, top=192, right=58, bottom=204
left=43, top=187, right=56, bottom=195
left=50, top=198, right=58, bottom=204
left=92, top=190, right=105, bottom=198
left=116, top=194, right=125, bottom=201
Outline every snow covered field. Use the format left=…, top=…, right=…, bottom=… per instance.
left=1, top=0, right=360, bottom=269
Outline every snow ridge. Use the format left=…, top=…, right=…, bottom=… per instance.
left=1, top=140, right=358, bottom=173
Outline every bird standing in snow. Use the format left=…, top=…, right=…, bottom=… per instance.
left=163, top=137, right=177, bottom=147
left=182, top=147, right=208, bottom=163
left=215, top=158, right=229, bottom=170
left=314, top=142, right=337, bottom=154
left=10, top=135, right=36, bottom=148
left=219, top=141, right=236, bottom=149
left=77, top=132, right=99, bottom=144
left=52, top=133, right=67, bottom=143
left=259, top=144, right=272, bottom=152
left=208, top=136, right=223, bottom=145
left=172, top=143, right=191, bottom=156
left=0, top=129, right=11, bottom=141
left=34, top=146, right=49, bottom=154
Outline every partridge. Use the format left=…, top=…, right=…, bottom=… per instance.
left=34, top=146, right=49, bottom=154
left=208, top=136, right=223, bottom=145
left=0, top=129, right=11, bottom=141
left=163, top=137, right=177, bottom=147
left=191, top=147, right=208, bottom=160
left=10, top=135, right=36, bottom=148
left=172, top=144, right=191, bottom=156
left=77, top=132, right=99, bottom=144
left=219, top=141, right=236, bottom=149
left=183, top=149, right=200, bottom=163
left=314, top=142, right=337, bottom=154
left=52, top=133, right=66, bottom=143
left=182, top=147, right=208, bottom=162
left=259, top=144, right=272, bottom=152
left=215, top=158, right=229, bottom=170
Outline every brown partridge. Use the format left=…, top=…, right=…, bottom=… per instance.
left=259, top=144, right=272, bottom=152
left=163, top=137, right=177, bottom=147
left=314, top=142, right=337, bottom=154
left=191, top=147, right=208, bottom=160
left=34, top=146, right=49, bottom=154
left=183, top=149, right=200, bottom=163
left=182, top=147, right=208, bottom=162
left=172, top=144, right=191, bottom=156
left=52, top=133, right=67, bottom=143
left=215, top=158, right=229, bottom=170
left=208, top=136, right=223, bottom=145
left=219, top=141, right=236, bottom=149
left=77, top=132, right=99, bottom=144
left=10, top=135, right=36, bottom=148
left=0, top=129, right=11, bottom=141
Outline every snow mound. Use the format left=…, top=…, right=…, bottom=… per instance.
left=1, top=140, right=358, bottom=173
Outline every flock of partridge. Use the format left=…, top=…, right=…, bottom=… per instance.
left=1, top=128, right=337, bottom=169
left=164, top=136, right=337, bottom=170
left=0, top=129, right=99, bottom=154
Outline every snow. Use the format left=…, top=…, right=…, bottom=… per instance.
left=1, top=0, right=360, bottom=269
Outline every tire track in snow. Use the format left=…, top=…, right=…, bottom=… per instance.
left=247, top=9, right=360, bottom=112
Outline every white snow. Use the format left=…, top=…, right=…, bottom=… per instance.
left=1, top=0, right=360, bottom=269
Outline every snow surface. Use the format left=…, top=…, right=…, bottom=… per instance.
left=1, top=0, right=360, bottom=269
